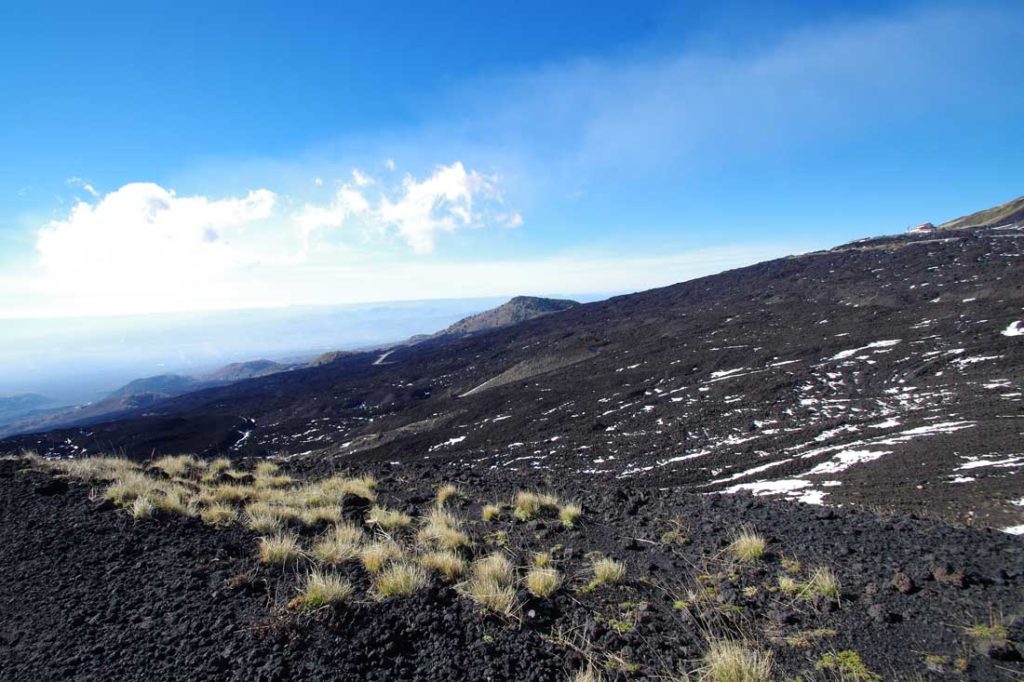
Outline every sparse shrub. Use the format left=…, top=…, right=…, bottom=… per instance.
left=367, top=505, right=412, bottom=531
left=373, top=562, right=428, bottom=598
left=815, top=650, right=880, bottom=681
left=525, top=566, right=561, bottom=598
left=312, top=524, right=364, bottom=564
left=201, top=502, right=238, bottom=525
left=482, top=504, right=501, bottom=522
left=295, top=569, right=353, bottom=609
left=360, top=540, right=404, bottom=573
left=729, top=528, right=766, bottom=562
left=131, top=496, right=155, bottom=519
left=435, top=483, right=462, bottom=507
left=559, top=502, right=582, bottom=528
left=590, top=557, right=626, bottom=586
left=703, top=639, right=773, bottom=682
left=259, top=533, right=302, bottom=565
left=418, top=550, right=467, bottom=580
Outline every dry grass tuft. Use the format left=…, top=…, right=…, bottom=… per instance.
left=729, top=528, right=767, bottom=562
left=418, top=550, right=467, bottom=580
left=417, top=507, right=470, bottom=550
left=254, top=460, right=279, bottom=477
left=152, top=485, right=196, bottom=516
left=150, top=454, right=197, bottom=478
left=373, top=562, right=428, bottom=598
left=702, top=639, right=773, bottom=682
left=211, top=484, right=251, bottom=504
left=481, top=504, right=501, bottom=522
left=805, top=566, right=841, bottom=601
left=590, top=557, right=626, bottom=586
left=512, top=490, right=560, bottom=521
left=532, top=551, right=552, bottom=568
left=571, top=663, right=605, bottom=682
left=559, top=502, right=583, bottom=528
left=367, top=505, right=412, bottom=530
left=259, top=533, right=302, bottom=565
left=312, top=524, right=364, bottom=565
left=525, top=566, right=561, bottom=598
left=300, top=506, right=343, bottom=526
left=201, top=502, right=238, bottom=525
left=360, top=540, right=404, bottom=573
left=435, top=483, right=462, bottom=507
left=463, top=552, right=517, bottom=614
left=296, top=569, right=353, bottom=609
left=131, top=496, right=155, bottom=519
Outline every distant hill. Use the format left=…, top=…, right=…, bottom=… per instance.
left=940, top=193, right=1024, bottom=230
left=109, top=374, right=199, bottom=398
left=434, top=296, right=579, bottom=338
left=0, top=394, right=57, bottom=425
left=202, top=360, right=292, bottom=382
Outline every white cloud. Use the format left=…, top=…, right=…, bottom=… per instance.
left=351, top=168, right=373, bottom=187
left=31, top=183, right=277, bottom=315
left=14, top=161, right=526, bottom=316
left=65, top=177, right=99, bottom=197
left=294, top=161, right=518, bottom=254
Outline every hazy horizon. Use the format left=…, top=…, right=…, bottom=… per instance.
left=0, top=294, right=609, bottom=404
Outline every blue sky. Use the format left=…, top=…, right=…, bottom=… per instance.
left=2, top=0, right=1023, bottom=317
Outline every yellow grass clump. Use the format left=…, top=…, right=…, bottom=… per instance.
left=200, top=502, right=238, bottom=525
left=259, top=533, right=302, bottom=565
left=729, top=528, right=767, bottom=562
left=367, top=505, right=412, bottom=531
left=312, top=524, right=364, bottom=565
left=373, top=562, right=428, bottom=598
left=418, top=550, right=467, bottom=580
left=513, top=490, right=560, bottom=521
left=296, top=569, right=353, bottom=609
left=525, top=566, right=561, bottom=598
left=590, top=557, right=626, bottom=586
left=702, top=640, right=773, bottom=682
left=435, top=483, right=462, bottom=507
left=360, top=540, right=404, bottom=573
left=464, top=552, right=517, bottom=615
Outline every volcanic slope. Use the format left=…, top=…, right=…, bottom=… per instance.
left=8, top=218, right=1024, bottom=530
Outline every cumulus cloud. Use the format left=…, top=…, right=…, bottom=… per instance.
left=17, top=161, right=523, bottom=316
left=294, top=161, right=519, bottom=254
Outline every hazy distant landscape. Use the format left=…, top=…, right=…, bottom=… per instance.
left=2, top=2, right=1023, bottom=681
left=0, top=297, right=596, bottom=404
